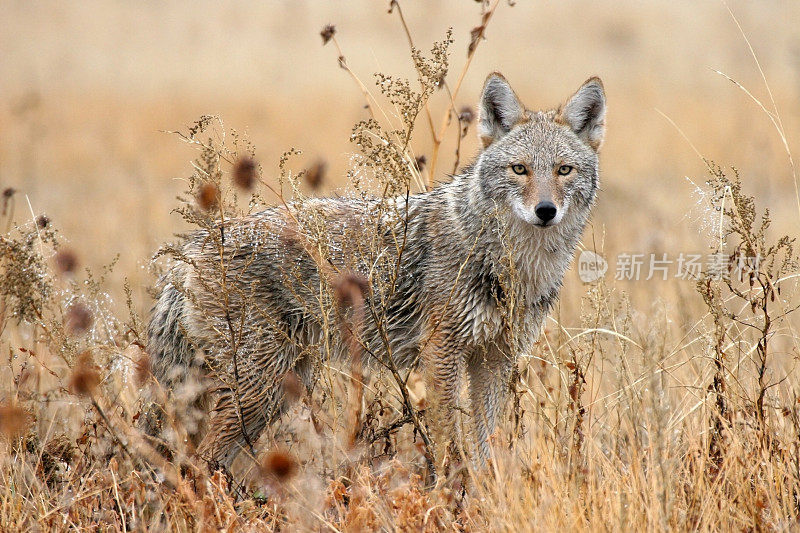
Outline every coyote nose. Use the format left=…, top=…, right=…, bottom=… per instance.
left=535, top=201, right=557, bottom=223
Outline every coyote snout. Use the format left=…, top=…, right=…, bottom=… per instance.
left=512, top=175, right=567, bottom=226
left=145, top=71, right=606, bottom=470
left=511, top=173, right=569, bottom=226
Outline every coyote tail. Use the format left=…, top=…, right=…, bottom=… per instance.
left=141, top=278, right=204, bottom=439
left=147, top=281, right=195, bottom=385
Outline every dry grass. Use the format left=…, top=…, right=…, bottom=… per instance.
left=1, top=1, right=800, bottom=531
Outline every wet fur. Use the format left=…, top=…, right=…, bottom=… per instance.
left=146, top=73, right=606, bottom=467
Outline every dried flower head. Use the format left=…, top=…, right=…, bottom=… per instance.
left=304, top=160, right=327, bottom=190
left=459, top=106, right=475, bottom=138
left=0, top=402, right=29, bottom=440
left=65, top=301, right=93, bottom=335
left=69, top=351, right=100, bottom=397
left=334, top=273, right=369, bottom=311
left=197, top=182, right=221, bottom=211
left=1, top=187, right=14, bottom=215
left=54, top=249, right=78, bottom=275
left=261, top=449, right=298, bottom=482
left=436, top=71, right=446, bottom=90
left=135, top=353, right=152, bottom=386
left=233, top=156, right=257, bottom=191
left=36, top=214, right=50, bottom=229
left=320, top=24, right=336, bottom=45
left=468, top=12, right=491, bottom=56
left=282, top=371, right=304, bottom=404
left=458, top=106, right=474, bottom=125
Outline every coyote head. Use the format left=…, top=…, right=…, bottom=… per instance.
left=476, top=73, right=605, bottom=227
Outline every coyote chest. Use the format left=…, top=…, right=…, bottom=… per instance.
left=460, top=223, right=573, bottom=349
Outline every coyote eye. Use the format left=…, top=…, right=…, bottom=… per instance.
left=557, top=164, right=574, bottom=176
left=511, top=164, right=527, bottom=175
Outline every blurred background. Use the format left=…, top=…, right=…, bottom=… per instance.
left=1, top=0, right=799, bottom=318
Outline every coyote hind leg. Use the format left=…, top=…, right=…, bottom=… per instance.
left=197, top=343, right=313, bottom=469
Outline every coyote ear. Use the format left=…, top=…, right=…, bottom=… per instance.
left=559, top=77, right=606, bottom=151
left=478, top=73, right=526, bottom=147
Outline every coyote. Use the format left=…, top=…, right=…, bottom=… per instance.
left=146, top=73, right=605, bottom=468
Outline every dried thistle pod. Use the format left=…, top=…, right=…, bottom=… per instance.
left=65, top=301, right=93, bottom=335
left=197, top=182, right=221, bottom=211
left=304, top=159, right=327, bottom=191
left=261, top=449, right=297, bottom=482
left=281, top=371, right=304, bottom=405
left=458, top=106, right=475, bottom=138
left=333, top=273, right=369, bottom=311
left=458, top=105, right=474, bottom=125
left=69, top=351, right=100, bottom=397
left=1, top=187, right=15, bottom=216
left=320, top=24, right=336, bottom=45
left=0, top=402, right=29, bottom=440
left=134, top=353, right=152, bottom=386
left=54, top=249, right=78, bottom=275
left=233, top=156, right=257, bottom=191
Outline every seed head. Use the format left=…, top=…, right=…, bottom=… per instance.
left=282, top=371, right=304, bottom=404
left=304, top=160, right=327, bottom=191
left=458, top=106, right=474, bottom=125
left=1, top=188, right=15, bottom=216
left=54, top=249, right=78, bottom=275
left=69, top=351, right=100, bottom=397
left=458, top=106, right=474, bottom=138
left=334, top=273, right=369, bottom=311
left=261, top=449, right=298, bottom=482
left=36, top=214, right=50, bottom=229
left=0, top=402, right=29, bottom=440
left=414, top=155, right=427, bottom=172
left=233, top=156, right=257, bottom=191
left=134, top=353, right=152, bottom=386
left=468, top=23, right=487, bottom=56
left=65, top=301, right=93, bottom=335
left=436, top=71, right=446, bottom=90
left=320, top=24, right=336, bottom=45
left=197, top=183, right=221, bottom=211
left=568, top=382, right=579, bottom=402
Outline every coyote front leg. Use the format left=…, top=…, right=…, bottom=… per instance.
left=468, top=349, right=514, bottom=463
left=420, top=320, right=469, bottom=470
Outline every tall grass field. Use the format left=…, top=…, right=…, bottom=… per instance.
left=1, top=1, right=800, bottom=530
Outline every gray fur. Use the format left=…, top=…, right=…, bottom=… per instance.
left=146, top=73, right=605, bottom=468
